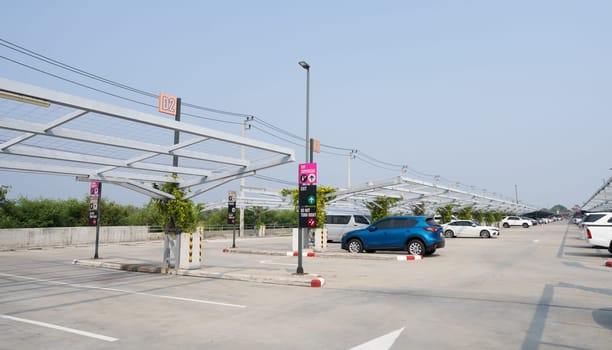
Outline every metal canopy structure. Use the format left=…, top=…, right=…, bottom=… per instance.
left=0, top=78, right=295, bottom=199
left=327, top=176, right=535, bottom=214
left=581, top=176, right=612, bottom=212
left=202, top=176, right=535, bottom=214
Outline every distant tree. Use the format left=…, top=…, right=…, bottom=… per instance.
left=472, top=210, right=484, bottom=224
left=366, top=196, right=399, bottom=222
left=0, top=185, right=8, bottom=203
left=550, top=204, right=567, bottom=214
left=492, top=211, right=505, bottom=226
left=436, top=204, right=455, bottom=223
left=411, top=202, right=426, bottom=216
left=201, top=208, right=229, bottom=227
left=0, top=185, right=16, bottom=228
left=456, top=206, right=473, bottom=220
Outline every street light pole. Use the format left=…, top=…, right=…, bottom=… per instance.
left=297, top=60, right=310, bottom=275
left=299, top=61, right=310, bottom=163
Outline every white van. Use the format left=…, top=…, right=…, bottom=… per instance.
left=325, top=210, right=371, bottom=242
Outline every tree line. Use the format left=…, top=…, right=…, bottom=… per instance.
left=1, top=185, right=564, bottom=229
left=0, top=186, right=295, bottom=229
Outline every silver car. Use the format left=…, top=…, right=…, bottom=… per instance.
left=324, top=210, right=370, bottom=242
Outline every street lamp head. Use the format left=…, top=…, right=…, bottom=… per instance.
left=298, top=61, right=310, bottom=70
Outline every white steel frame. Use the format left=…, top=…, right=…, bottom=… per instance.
left=581, top=176, right=612, bottom=212
left=0, top=78, right=295, bottom=199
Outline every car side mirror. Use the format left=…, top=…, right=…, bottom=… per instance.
left=368, top=226, right=377, bottom=232
left=472, top=224, right=477, bottom=227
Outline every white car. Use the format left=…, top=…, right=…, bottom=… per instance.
left=442, top=220, right=499, bottom=238
left=501, top=216, right=532, bottom=228
left=579, top=212, right=612, bottom=253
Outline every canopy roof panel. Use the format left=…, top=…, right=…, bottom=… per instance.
left=202, top=176, right=536, bottom=214
left=581, top=177, right=612, bottom=212
left=0, top=78, right=295, bottom=200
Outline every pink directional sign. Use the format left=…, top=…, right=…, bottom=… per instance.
left=90, top=182, right=100, bottom=196
left=299, top=163, right=317, bottom=185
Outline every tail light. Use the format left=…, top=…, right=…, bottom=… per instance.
left=586, top=228, right=592, bottom=239
left=423, top=227, right=438, bottom=232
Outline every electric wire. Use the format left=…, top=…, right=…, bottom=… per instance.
left=0, top=39, right=158, bottom=98
left=0, top=55, right=159, bottom=109
left=253, top=175, right=295, bottom=187
left=251, top=117, right=303, bottom=141
left=0, top=37, right=492, bottom=197
left=1, top=37, right=249, bottom=120
left=249, top=125, right=303, bottom=148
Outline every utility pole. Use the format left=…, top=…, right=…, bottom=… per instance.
left=239, top=116, right=251, bottom=237
left=515, top=184, right=519, bottom=204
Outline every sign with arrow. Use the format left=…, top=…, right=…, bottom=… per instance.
left=298, top=163, right=317, bottom=228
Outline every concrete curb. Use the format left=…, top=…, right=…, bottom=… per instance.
left=175, top=269, right=325, bottom=288
left=286, top=251, right=316, bottom=257
left=222, top=248, right=425, bottom=261
left=72, top=259, right=163, bottom=273
left=72, top=259, right=325, bottom=288
left=396, top=255, right=424, bottom=261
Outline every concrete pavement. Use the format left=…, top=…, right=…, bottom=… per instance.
left=70, top=237, right=428, bottom=288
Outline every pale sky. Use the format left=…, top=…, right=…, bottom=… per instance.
left=1, top=0, right=611, bottom=210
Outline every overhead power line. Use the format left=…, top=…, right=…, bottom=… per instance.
left=0, top=37, right=493, bottom=197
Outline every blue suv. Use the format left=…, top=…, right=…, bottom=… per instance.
left=341, top=216, right=445, bottom=255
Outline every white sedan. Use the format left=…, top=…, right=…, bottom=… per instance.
left=442, top=220, right=500, bottom=238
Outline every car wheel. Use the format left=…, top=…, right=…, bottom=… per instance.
left=347, top=239, right=363, bottom=253
left=503, top=223, right=510, bottom=228
left=407, top=239, right=425, bottom=256
left=444, top=230, right=454, bottom=238
left=608, top=241, right=612, bottom=254
left=480, top=230, right=490, bottom=238
left=522, top=223, right=529, bottom=228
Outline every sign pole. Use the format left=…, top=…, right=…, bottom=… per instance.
left=228, top=191, right=237, bottom=248
left=297, top=163, right=317, bottom=275
left=232, top=223, right=237, bottom=248
left=94, top=189, right=101, bottom=258
left=88, top=182, right=102, bottom=259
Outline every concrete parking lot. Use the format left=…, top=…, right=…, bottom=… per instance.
left=1, top=221, right=610, bottom=349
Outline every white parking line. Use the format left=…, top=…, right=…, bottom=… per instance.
left=1, top=314, right=118, bottom=342
left=0, top=272, right=246, bottom=309
left=259, top=260, right=295, bottom=266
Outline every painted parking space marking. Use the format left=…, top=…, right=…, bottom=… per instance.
left=350, top=327, right=404, bottom=350
left=259, top=260, right=295, bottom=267
left=0, top=272, right=246, bottom=309
left=1, top=314, right=118, bottom=342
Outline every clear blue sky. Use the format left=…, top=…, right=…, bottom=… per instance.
left=1, top=0, right=611, bottom=210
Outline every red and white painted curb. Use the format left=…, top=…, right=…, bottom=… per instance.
left=287, top=251, right=316, bottom=257
left=396, top=255, right=424, bottom=261
left=605, top=260, right=612, bottom=268
left=310, top=275, right=325, bottom=288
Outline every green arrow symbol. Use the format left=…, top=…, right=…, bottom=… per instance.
left=307, top=195, right=316, bottom=205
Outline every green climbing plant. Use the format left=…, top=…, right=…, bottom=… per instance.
left=152, top=177, right=201, bottom=233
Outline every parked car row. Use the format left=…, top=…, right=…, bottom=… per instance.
left=578, top=212, right=612, bottom=254
left=325, top=211, right=571, bottom=256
